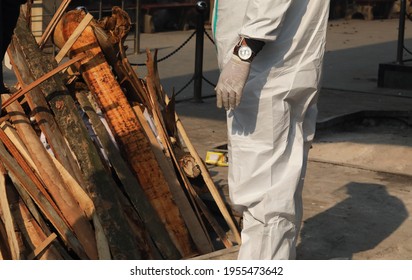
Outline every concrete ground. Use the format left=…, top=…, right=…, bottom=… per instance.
left=3, top=17, right=412, bottom=260
left=125, top=18, right=412, bottom=260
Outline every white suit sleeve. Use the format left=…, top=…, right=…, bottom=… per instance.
left=239, top=0, right=293, bottom=42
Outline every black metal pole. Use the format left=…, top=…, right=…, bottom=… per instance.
left=193, top=1, right=207, bottom=103
left=396, top=0, right=407, bottom=64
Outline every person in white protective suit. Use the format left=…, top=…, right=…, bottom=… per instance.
left=212, top=0, right=330, bottom=259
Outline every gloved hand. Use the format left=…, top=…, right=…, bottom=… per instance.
left=215, top=54, right=251, bottom=110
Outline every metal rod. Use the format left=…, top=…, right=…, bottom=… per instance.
left=134, top=0, right=140, bottom=54
left=396, top=0, right=406, bottom=64
left=193, top=1, right=207, bottom=103
left=98, top=0, right=103, bottom=19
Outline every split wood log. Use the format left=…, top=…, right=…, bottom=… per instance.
left=0, top=137, right=88, bottom=259
left=7, top=41, right=86, bottom=187
left=11, top=14, right=142, bottom=260
left=9, top=185, right=62, bottom=260
left=0, top=170, right=22, bottom=259
left=54, top=9, right=196, bottom=258
left=144, top=52, right=233, bottom=249
left=38, top=0, right=72, bottom=49
left=7, top=171, right=73, bottom=260
left=75, top=86, right=180, bottom=259
left=2, top=94, right=98, bottom=260
left=142, top=57, right=215, bottom=254
left=133, top=105, right=214, bottom=255
left=167, top=95, right=242, bottom=245
left=0, top=216, right=10, bottom=259
left=93, top=25, right=149, bottom=107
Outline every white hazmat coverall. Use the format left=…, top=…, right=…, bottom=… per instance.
left=212, top=0, right=330, bottom=259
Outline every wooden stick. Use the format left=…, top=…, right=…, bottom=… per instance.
left=76, top=89, right=179, bottom=259
left=38, top=0, right=72, bottom=49
left=0, top=171, right=21, bottom=259
left=27, top=233, right=57, bottom=260
left=168, top=96, right=242, bottom=244
left=134, top=105, right=214, bottom=255
left=1, top=54, right=86, bottom=110
left=55, top=13, right=94, bottom=63
left=0, top=133, right=88, bottom=259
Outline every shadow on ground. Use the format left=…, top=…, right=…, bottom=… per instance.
left=297, top=182, right=408, bottom=260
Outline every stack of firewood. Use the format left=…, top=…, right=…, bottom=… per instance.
left=0, top=3, right=240, bottom=260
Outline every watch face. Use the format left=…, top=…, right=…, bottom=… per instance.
left=238, top=46, right=252, bottom=60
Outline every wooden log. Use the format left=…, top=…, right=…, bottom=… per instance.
left=38, top=0, right=72, bottom=49
left=75, top=86, right=181, bottom=259
left=2, top=94, right=98, bottom=259
left=54, top=13, right=94, bottom=63
left=8, top=26, right=86, bottom=187
left=0, top=217, right=11, bottom=259
left=7, top=171, right=73, bottom=260
left=141, top=56, right=215, bottom=253
left=55, top=9, right=195, bottom=258
left=10, top=189, right=62, bottom=260
left=0, top=169, right=22, bottom=259
left=0, top=129, right=88, bottom=259
left=11, top=13, right=142, bottom=260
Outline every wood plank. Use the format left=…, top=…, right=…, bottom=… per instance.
left=38, top=0, right=72, bottom=49
left=145, top=51, right=232, bottom=249
left=27, top=233, right=57, bottom=260
left=0, top=170, right=21, bottom=259
left=76, top=88, right=180, bottom=259
left=55, top=13, right=94, bottom=63
left=170, top=96, right=242, bottom=244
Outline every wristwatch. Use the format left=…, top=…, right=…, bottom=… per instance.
left=233, top=37, right=255, bottom=63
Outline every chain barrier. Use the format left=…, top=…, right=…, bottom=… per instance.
left=204, top=29, right=215, bottom=45
left=131, top=1, right=217, bottom=99
left=131, top=30, right=197, bottom=67
left=175, top=76, right=195, bottom=96
left=202, top=76, right=216, bottom=88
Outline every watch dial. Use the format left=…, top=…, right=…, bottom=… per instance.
left=239, top=46, right=252, bottom=60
